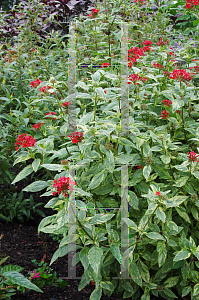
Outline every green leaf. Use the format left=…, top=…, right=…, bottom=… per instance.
left=12, top=165, right=33, bottom=184
left=182, top=286, right=192, bottom=297
left=92, top=71, right=101, bottom=82
left=41, top=164, right=63, bottom=171
left=129, top=262, right=142, bottom=286
left=175, top=207, right=191, bottom=223
left=157, top=241, right=167, bottom=268
left=160, top=155, right=170, bottom=164
left=191, top=206, right=198, bottom=220
left=123, top=280, right=134, bottom=293
left=110, top=244, right=120, bottom=263
left=165, top=196, right=188, bottom=208
left=156, top=207, right=166, bottom=223
left=23, top=181, right=50, bottom=192
left=145, top=232, right=165, bottom=241
left=89, top=213, right=115, bottom=225
left=2, top=271, right=43, bottom=293
left=122, top=218, right=137, bottom=230
left=79, top=248, right=89, bottom=270
left=143, top=165, right=151, bottom=180
left=0, top=265, right=24, bottom=274
left=163, top=276, right=179, bottom=288
left=181, top=261, right=189, bottom=280
left=173, top=250, right=191, bottom=261
left=100, top=281, right=114, bottom=291
left=32, top=158, right=41, bottom=172
left=193, top=283, right=199, bottom=296
left=87, top=170, right=107, bottom=190
left=174, top=176, right=189, bottom=187
left=89, top=287, right=102, bottom=300
left=137, top=260, right=150, bottom=283
left=193, top=171, right=199, bottom=179
left=163, top=288, right=178, bottom=298
left=128, top=191, right=139, bottom=210
left=88, top=246, right=103, bottom=274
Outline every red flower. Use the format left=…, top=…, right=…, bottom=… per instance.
left=153, top=62, right=164, bottom=69
left=155, top=191, right=161, bottom=196
left=101, top=63, right=110, bottom=68
left=143, top=46, right=152, bottom=52
left=88, top=8, right=100, bottom=18
left=53, top=176, right=76, bottom=197
left=161, top=99, right=172, bottom=107
left=156, top=38, right=169, bottom=46
left=137, top=165, right=143, bottom=169
left=15, top=134, right=36, bottom=151
left=176, top=110, right=180, bottom=114
left=127, top=74, right=147, bottom=85
left=187, top=151, right=199, bottom=162
left=63, top=101, right=71, bottom=107
left=68, top=132, right=84, bottom=144
left=185, top=0, right=199, bottom=9
left=104, top=90, right=107, bottom=93
left=160, top=110, right=169, bottom=119
left=143, top=40, right=153, bottom=46
left=91, top=281, right=95, bottom=285
left=39, top=85, right=55, bottom=94
left=32, top=123, right=44, bottom=131
left=169, top=69, right=192, bottom=82
left=45, top=112, right=57, bottom=120
left=30, top=79, right=42, bottom=88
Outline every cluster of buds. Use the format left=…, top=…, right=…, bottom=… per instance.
left=45, top=112, right=57, bottom=120
left=68, top=132, right=84, bottom=144
left=32, top=123, right=44, bottom=131
left=156, top=38, right=169, bottom=46
left=127, top=73, right=147, bottom=85
left=39, top=85, right=55, bottom=95
left=153, top=62, right=165, bottom=69
left=160, top=110, right=169, bottom=120
left=161, top=99, right=172, bottom=107
left=105, top=142, right=114, bottom=150
left=144, top=156, right=154, bottom=165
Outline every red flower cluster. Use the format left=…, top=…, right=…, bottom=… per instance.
left=185, top=0, right=199, bottom=9
left=169, top=69, right=192, bottom=82
left=46, top=112, right=57, bottom=120
left=156, top=38, right=169, bottom=46
left=128, top=46, right=146, bottom=65
left=143, top=40, right=152, bottom=46
left=161, top=99, right=172, bottom=107
left=53, top=177, right=76, bottom=197
left=133, top=0, right=147, bottom=3
left=68, top=132, right=84, bottom=144
left=87, top=8, right=100, bottom=18
left=101, top=63, right=110, bottom=68
left=163, top=70, right=171, bottom=78
left=187, top=151, right=199, bottom=162
left=30, top=79, right=42, bottom=88
left=32, top=123, right=44, bottom=131
left=160, top=110, right=169, bottom=119
left=63, top=102, right=71, bottom=107
left=143, top=46, right=152, bottom=52
left=153, top=62, right=164, bottom=69
left=39, top=86, right=55, bottom=94
left=15, top=134, right=36, bottom=151
left=189, top=66, right=199, bottom=75
left=127, top=74, right=147, bottom=85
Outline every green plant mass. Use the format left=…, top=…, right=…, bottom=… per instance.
left=1, top=0, right=199, bottom=299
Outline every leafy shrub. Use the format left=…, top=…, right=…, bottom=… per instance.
left=4, top=0, right=199, bottom=299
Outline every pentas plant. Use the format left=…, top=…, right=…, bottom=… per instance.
left=7, top=1, right=199, bottom=300
left=15, top=134, right=36, bottom=151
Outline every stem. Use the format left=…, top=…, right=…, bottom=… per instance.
left=181, top=106, right=188, bottom=144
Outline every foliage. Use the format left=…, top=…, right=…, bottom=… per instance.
left=2, top=0, right=199, bottom=299
left=17, top=259, right=68, bottom=293
left=0, top=190, right=45, bottom=223
left=0, top=254, right=43, bottom=299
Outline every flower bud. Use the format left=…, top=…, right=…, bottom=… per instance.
left=49, top=77, right=57, bottom=83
